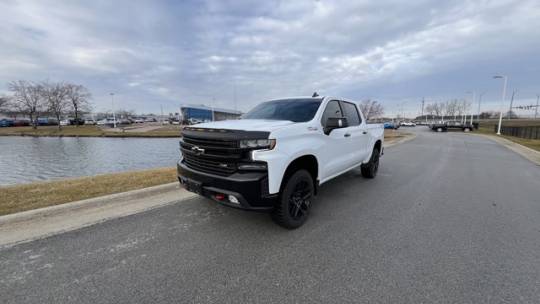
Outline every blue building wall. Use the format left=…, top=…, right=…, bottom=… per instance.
left=184, top=108, right=212, bottom=121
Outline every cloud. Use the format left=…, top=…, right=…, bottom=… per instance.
left=0, top=0, right=539, bottom=116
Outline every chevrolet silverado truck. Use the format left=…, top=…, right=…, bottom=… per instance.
left=177, top=96, right=384, bottom=229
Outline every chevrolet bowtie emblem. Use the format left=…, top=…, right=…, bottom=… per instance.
left=191, top=146, right=205, bottom=155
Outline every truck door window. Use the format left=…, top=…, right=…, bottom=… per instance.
left=321, top=100, right=343, bottom=127
left=340, top=101, right=361, bottom=126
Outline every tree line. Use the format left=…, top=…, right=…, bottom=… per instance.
left=1, top=80, right=92, bottom=129
left=422, top=99, right=521, bottom=120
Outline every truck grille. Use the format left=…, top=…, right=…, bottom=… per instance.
left=180, top=134, right=243, bottom=176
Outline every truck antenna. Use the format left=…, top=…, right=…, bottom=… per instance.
left=312, top=92, right=319, bottom=97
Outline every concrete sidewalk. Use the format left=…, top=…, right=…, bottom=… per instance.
left=0, top=183, right=195, bottom=248
left=472, top=133, right=540, bottom=165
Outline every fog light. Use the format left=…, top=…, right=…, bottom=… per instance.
left=238, top=162, right=267, bottom=170
left=228, top=195, right=240, bottom=204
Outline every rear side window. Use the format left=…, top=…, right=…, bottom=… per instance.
left=321, top=100, right=342, bottom=126
left=340, top=101, right=361, bottom=126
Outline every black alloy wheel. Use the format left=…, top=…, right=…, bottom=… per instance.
left=272, top=170, right=314, bottom=229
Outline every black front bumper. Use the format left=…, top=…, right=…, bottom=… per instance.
left=177, top=161, right=277, bottom=212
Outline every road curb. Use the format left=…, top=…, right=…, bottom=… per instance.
left=0, top=182, right=180, bottom=226
left=471, top=133, right=540, bottom=165
left=0, top=182, right=198, bottom=248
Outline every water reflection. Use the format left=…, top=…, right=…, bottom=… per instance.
left=0, top=136, right=180, bottom=185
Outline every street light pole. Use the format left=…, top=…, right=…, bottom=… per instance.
left=463, top=98, right=467, bottom=124
left=470, top=91, right=475, bottom=124
left=110, top=93, right=116, bottom=128
left=493, top=75, right=508, bottom=135
left=477, top=92, right=485, bottom=121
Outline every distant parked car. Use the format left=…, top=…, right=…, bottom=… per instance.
left=69, top=118, right=85, bottom=125
left=60, top=119, right=70, bottom=126
left=0, top=118, right=14, bottom=127
left=12, top=119, right=30, bottom=127
left=400, top=121, right=416, bottom=127
left=37, top=117, right=58, bottom=126
left=384, top=122, right=399, bottom=129
left=84, top=119, right=97, bottom=125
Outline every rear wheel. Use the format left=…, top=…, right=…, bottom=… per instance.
left=436, top=127, right=443, bottom=132
left=463, top=127, right=471, bottom=132
left=361, top=147, right=380, bottom=178
left=271, top=170, right=314, bottom=229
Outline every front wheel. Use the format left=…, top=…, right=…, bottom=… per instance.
left=361, top=147, right=380, bottom=178
left=463, top=127, right=471, bottom=132
left=271, top=170, right=314, bottom=229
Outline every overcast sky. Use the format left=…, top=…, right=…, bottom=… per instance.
left=1, top=0, right=539, bottom=117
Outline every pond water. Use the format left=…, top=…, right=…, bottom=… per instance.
left=0, top=136, right=180, bottom=185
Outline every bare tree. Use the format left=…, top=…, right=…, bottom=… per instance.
left=430, top=102, right=445, bottom=120
left=446, top=99, right=459, bottom=120
left=0, top=95, right=10, bottom=112
left=359, top=99, right=384, bottom=121
left=8, top=80, right=46, bottom=129
left=42, top=81, right=69, bottom=130
left=65, top=83, right=92, bottom=126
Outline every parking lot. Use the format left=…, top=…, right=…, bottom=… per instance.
left=1, top=127, right=539, bottom=303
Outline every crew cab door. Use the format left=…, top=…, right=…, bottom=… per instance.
left=319, top=100, right=355, bottom=179
left=339, top=100, right=370, bottom=164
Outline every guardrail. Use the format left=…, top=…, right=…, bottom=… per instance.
left=495, top=125, right=540, bottom=139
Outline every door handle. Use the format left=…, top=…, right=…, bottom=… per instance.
left=362, top=131, right=367, bottom=134
left=344, top=133, right=351, bottom=137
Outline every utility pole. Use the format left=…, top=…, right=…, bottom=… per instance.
left=534, top=94, right=540, bottom=119
left=160, top=104, right=163, bottom=125
left=421, top=97, right=425, bottom=121
left=508, top=89, right=517, bottom=119
left=233, top=79, right=237, bottom=111
left=212, top=97, right=216, bottom=121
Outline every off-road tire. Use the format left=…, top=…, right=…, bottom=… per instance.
left=361, top=147, right=380, bottom=178
left=271, top=170, right=314, bottom=229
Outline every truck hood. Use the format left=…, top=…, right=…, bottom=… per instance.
left=192, top=119, right=296, bottom=132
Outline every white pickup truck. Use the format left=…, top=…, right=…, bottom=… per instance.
left=177, top=96, right=384, bottom=228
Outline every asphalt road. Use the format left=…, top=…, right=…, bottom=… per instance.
left=1, top=128, right=539, bottom=303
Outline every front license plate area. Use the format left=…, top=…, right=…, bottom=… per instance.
left=183, top=178, right=202, bottom=194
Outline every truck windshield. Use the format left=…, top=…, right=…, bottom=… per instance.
left=242, top=99, right=322, bottom=122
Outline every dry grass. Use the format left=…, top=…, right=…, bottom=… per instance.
left=0, top=167, right=177, bottom=216
left=0, top=125, right=181, bottom=137
left=384, top=129, right=409, bottom=143
left=476, top=119, right=540, bottom=152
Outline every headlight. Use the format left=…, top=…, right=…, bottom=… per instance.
left=240, top=139, right=276, bottom=150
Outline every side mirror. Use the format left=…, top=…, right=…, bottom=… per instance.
left=325, top=117, right=348, bottom=134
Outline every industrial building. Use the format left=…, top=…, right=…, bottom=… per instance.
left=180, top=105, right=242, bottom=124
